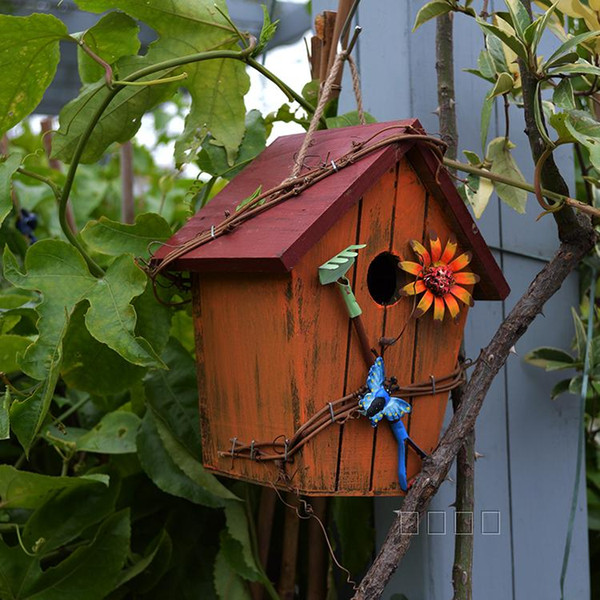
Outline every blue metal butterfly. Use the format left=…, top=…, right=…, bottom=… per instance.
left=359, top=357, right=426, bottom=491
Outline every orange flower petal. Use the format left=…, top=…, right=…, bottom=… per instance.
left=433, top=296, right=445, bottom=321
left=429, top=231, right=442, bottom=262
left=399, top=261, right=423, bottom=276
left=453, top=271, right=480, bottom=285
left=410, top=240, right=431, bottom=266
left=415, top=290, right=434, bottom=317
left=450, top=285, right=474, bottom=306
left=444, top=294, right=460, bottom=320
left=401, top=280, right=426, bottom=295
left=448, top=251, right=472, bottom=273
left=440, top=235, right=458, bottom=264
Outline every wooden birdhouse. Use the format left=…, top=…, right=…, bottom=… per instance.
left=154, top=120, right=509, bottom=496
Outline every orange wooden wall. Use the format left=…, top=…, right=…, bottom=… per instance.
left=192, top=157, right=469, bottom=495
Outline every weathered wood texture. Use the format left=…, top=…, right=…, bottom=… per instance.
left=192, top=156, right=481, bottom=495
left=307, top=0, right=590, bottom=596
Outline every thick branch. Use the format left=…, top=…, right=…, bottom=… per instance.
left=436, top=13, right=457, bottom=163
left=517, top=0, right=581, bottom=242
left=353, top=229, right=595, bottom=599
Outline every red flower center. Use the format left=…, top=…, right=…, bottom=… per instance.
left=422, top=265, right=455, bottom=297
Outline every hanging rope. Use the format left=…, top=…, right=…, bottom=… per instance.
left=347, top=55, right=366, bottom=125
left=291, top=50, right=348, bottom=178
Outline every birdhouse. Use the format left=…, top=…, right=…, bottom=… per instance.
left=154, top=120, right=509, bottom=496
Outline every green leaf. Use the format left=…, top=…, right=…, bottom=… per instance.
left=0, top=154, right=22, bottom=228
left=255, top=4, right=279, bottom=55
left=0, top=388, right=10, bottom=440
left=4, top=241, right=164, bottom=376
left=532, top=1, right=559, bottom=53
left=0, top=539, right=40, bottom=600
left=553, top=78, right=575, bottom=110
left=214, top=545, right=252, bottom=600
left=0, top=465, right=108, bottom=509
left=486, top=34, right=509, bottom=73
left=533, top=81, right=554, bottom=147
left=548, top=112, right=576, bottom=142
left=22, top=475, right=120, bottom=555
left=463, top=150, right=482, bottom=165
left=23, top=510, right=130, bottom=600
left=481, top=96, right=493, bottom=154
left=572, top=307, right=587, bottom=362
left=221, top=502, right=263, bottom=582
left=194, top=109, right=267, bottom=179
left=477, top=18, right=528, bottom=61
left=551, top=378, right=572, bottom=400
left=144, top=338, right=202, bottom=457
left=0, top=334, right=30, bottom=373
left=564, top=110, right=600, bottom=170
left=61, top=303, right=146, bottom=396
left=137, top=410, right=236, bottom=508
left=505, top=0, right=531, bottom=41
left=486, top=137, right=528, bottom=213
left=236, top=186, right=263, bottom=212
left=550, top=60, right=600, bottom=77
left=325, top=111, right=378, bottom=129
left=77, top=12, right=141, bottom=85
left=543, top=31, right=600, bottom=70
left=487, top=72, right=514, bottom=99
left=524, top=346, right=576, bottom=370
left=73, top=0, right=249, bottom=165
left=80, top=213, right=172, bottom=259
left=331, top=497, right=375, bottom=575
left=465, top=172, right=494, bottom=218
left=76, top=411, right=141, bottom=454
left=477, top=50, right=497, bottom=79
left=53, top=58, right=178, bottom=164
left=0, top=14, right=68, bottom=136
left=412, top=1, right=453, bottom=31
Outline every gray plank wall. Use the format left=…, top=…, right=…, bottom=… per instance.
left=312, top=1, right=589, bottom=598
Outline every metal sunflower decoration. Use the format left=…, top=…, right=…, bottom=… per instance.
left=399, top=232, right=480, bottom=322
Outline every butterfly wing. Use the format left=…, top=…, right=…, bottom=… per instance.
left=383, top=397, right=411, bottom=422
left=366, top=357, right=385, bottom=394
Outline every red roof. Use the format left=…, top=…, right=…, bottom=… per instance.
left=155, top=119, right=509, bottom=300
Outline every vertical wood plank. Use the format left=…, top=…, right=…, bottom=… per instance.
left=336, top=167, right=398, bottom=493
left=370, top=159, right=427, bottom=493
left=289, top=206, right=359, bottom=492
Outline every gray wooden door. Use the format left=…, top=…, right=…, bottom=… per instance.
left=312, top=1, right=590, bottom=598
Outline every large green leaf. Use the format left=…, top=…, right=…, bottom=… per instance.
left=80, top=213, right=172, bottom=259
left=486, top=137, right=528, bottom=213
left=465, top=172, right=494, bottom=218
left=412, top=0, right=453, bottom=31
left=77, top=12, right=141, bottom=85
left=61, top=303, right=146, bottom=396
left=0, top=389, right=9, bottom=440
left=137, top=410, right=236, bottom=508
left=4, top=241, right=164, bottom=377
left=0, top=14, right=69, bottom=136
left=524, top=346, right=578, bottom=370
left=477, top=17, right=528, bottom=61
left=214, top=545, right=252, bottom=600
left=65, top=0, right=249, bottom=165
left=144, top=338, right=202, bottom=457
left=0, top=154, right=22, bottom=228
left=22, top=510, right=130, bottom=600
left=195, top=110, right=267, bottom=179
left=0, top=465, right=108, bottom=509
left=76, top=411, right=141, bottom=454
left=505, top=0, right=531, bottom=41
left=0, top=334, right=31, bottom=373
left=22, top=475, right=121, bottom=555
left=52, top=55, right=178, bottom=164
left=565, top=110, right=600, bottom=170
left=0, top=540, right=40, bottom=600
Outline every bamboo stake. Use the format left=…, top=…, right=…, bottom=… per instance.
left=277, top=493, right=301, bottom=600
left=306, top=497, right=328, bottom=600
left=250, top=488, right=277, bottom=600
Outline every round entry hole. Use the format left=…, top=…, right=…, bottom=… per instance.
left=367, top=252, right=403, bottom=306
